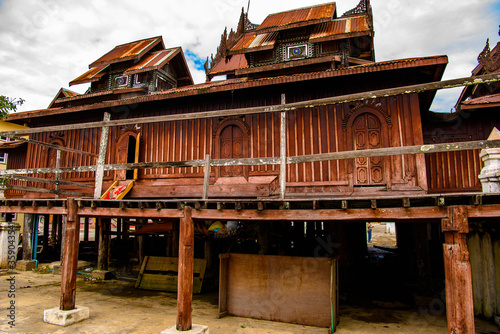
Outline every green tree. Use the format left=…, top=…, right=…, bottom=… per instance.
left=0, top=96, right=24, bottom=117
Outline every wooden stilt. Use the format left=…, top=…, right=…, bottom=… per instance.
left=83, top=218, right=89, bottom=243
left=59, top=216, right=66, bottom=262
left=22, top=214, right=34, bottom=260
left=97, top=218, right=110, bottom=270
left=43, top=214, right=49, bottom=254
left=176, top=206, right=194, bottom=331
left=442, top=206, right=475, bottom=334
left=60, top=198, right=80, bottom=311
left=50, top=215, right=57, bottom=247
left=94, top=218, right=99, bottom=252
left=172, top=222, right=179, bottom=258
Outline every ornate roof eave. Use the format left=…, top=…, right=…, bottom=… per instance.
left=205, top=8, right=257, bottom=81
left=342, top=0, right=373, bottom=31
left=477, top=29, right=500, bottom=74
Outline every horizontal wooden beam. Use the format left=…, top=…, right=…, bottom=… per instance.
left=1, top=138, right=499, bottom=177
left=65, top=206, right=449, bottom=220
left=286, top=139, right=500, bottom=164
left=0, top=205, right=66, bottom=215
left=5, top=135, right=98, bottom=157
left=0, top=203, right=499, bottom=221
left=2, top=174, right=94, bottom=188
left=1, top=184, right=92, bottom=197
left=78, top=207, right=182, bottom=219
left=2, top=73, right=499, bottom=137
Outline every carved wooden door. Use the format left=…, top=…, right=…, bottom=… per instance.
left=220, top=125, right=244, bottom=177
left=353, top=113, right=384, bottom=185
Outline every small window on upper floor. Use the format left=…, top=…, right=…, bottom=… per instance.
left=0, top=153, right=7, bottom=164
left=0, top=136, right=8, bottom=164
left=135, top=73, right=148, bottom=85
left=286, top=44, right=308, bottom=61
left=114, top=75, right=129, bottom=89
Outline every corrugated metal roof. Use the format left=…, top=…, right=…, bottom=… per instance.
left=230, top=31, right=279, bottom=53
left=462, top=94, right=500, bottom=106
left=257, top=2, right=335, bottom=32
left=7, top=55, right=447, bottom=119
left=69, top=65, right=108, bottom=86
left=89, top=36, right=164, bottom=68
left=209, top=54, right=249, bottom=75
left=123, top=48, right=180, bottom=75
left=310, top=16, right=370, bottom=42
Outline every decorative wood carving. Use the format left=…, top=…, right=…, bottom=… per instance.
left=49, top=131, right=65, bottom=141
left=342, top=0, right=369, bottom=17
left=478, top=32, right=500, bottom=74
left=205, top=8, right=257, bottom=80
left=352, top=113, right=384, bottom=185
left=343, top=101, right=391, bottom=129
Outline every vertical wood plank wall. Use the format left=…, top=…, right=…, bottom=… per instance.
left=422, top=108, right=500, bottom=193
left=11, top=91, right=498, bottom=196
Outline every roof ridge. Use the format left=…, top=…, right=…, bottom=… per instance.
left=261, top=2, right=335, bottom=17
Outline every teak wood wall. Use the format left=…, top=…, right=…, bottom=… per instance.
left=7, top=68, right=489, bottom=198
left=423, top=108, right=500, bottom=193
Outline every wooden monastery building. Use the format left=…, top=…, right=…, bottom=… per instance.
left=1, top=1, right=500, bottom=333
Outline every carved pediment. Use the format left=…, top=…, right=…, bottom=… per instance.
left=343, top=101, right=391, bottom=129
left=478, top=29, right=500, bottom=73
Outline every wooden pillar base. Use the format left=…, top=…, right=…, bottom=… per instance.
left=161, top=324, right=208, bottom=334
left=44, top=306, right=89, bottom=326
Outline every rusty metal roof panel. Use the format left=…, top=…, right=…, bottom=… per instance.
left=257, top=2, right=335, bottom=32
left=123, top=48, right=180, bottom=75
left=310, top=16, right=370, bottom=42
left=209, top=54, right=249, bottom=75
left=69, top=65, right=109, bottom=86
left=249, top=31, right=279, bottom=48
left=89, top=36, right=164, bottom=68
left=231, top=32, right=279, bottom=53
left=462, top=93, right=500, bottom=107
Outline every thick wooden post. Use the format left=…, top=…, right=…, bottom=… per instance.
left=22, top=214, right=34, bottom=260
left=60, top=215, right=67, bottom=261
left=60, top=198, right=80, bottom=311
left=94, top=112, right=111, bottom=199
left=442, top=206, right=475, bottom=334
left=97, top=218, right=110, bottom=270
left=177, top=206, right=194, bottom=331
left=280, top=93, right=287, bottom=200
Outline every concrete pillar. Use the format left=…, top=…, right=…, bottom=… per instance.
left=478, top=127, right=500, bottom=192
left=0, top=217, right=20, bottom=269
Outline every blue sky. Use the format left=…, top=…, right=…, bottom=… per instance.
left=0, top=0, right=499, bottom=113
left=185, top=49, right=206, bottom=72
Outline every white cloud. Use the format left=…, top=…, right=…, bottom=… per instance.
left=1, top=0, right=499, bottom=113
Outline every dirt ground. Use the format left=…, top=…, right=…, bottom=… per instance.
left=2, top=224, right=499, bottom=334
left=1, top=269, right=499, bottom=334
